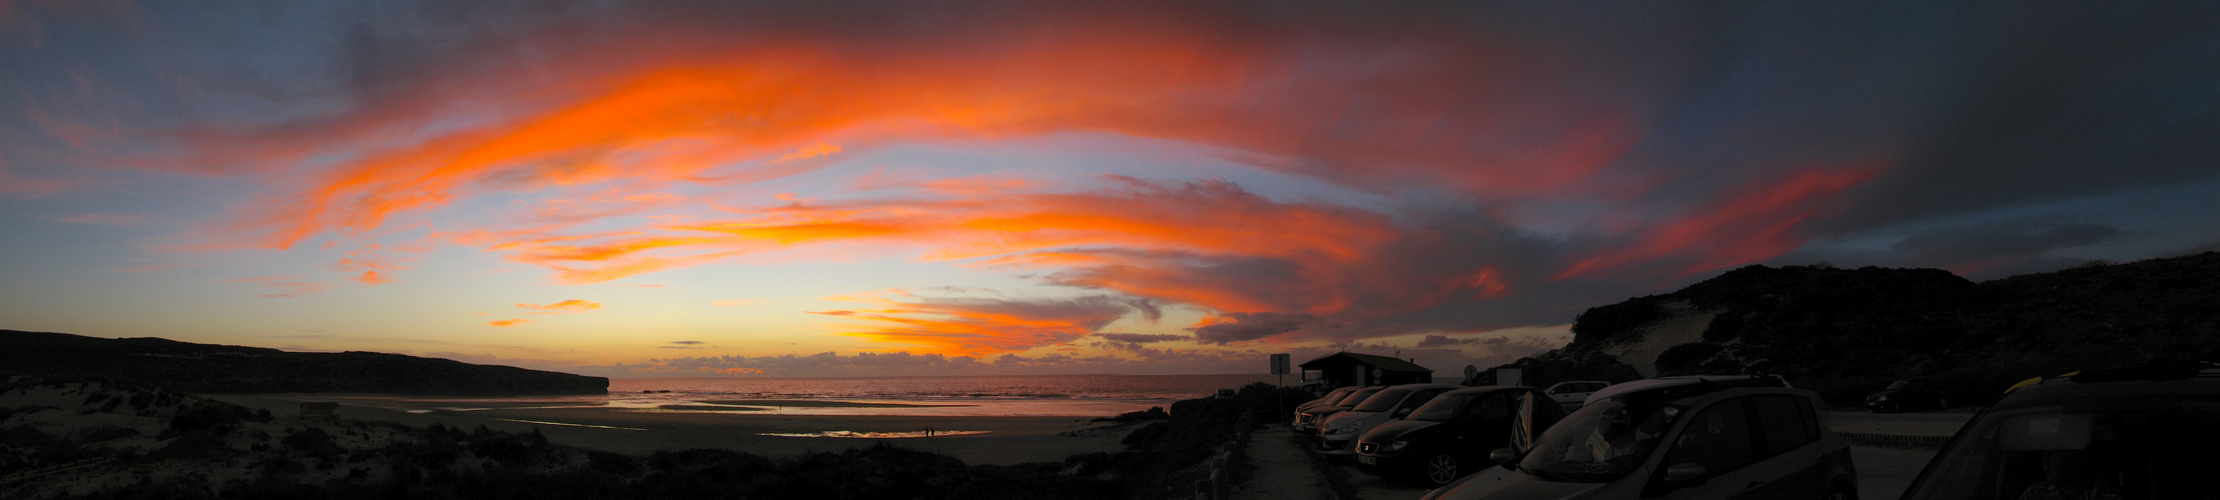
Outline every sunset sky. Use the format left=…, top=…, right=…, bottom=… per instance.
left=3, top=1, right=2217, bottom=377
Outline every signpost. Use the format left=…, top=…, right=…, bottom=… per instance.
left=1270, top=353, right=1292, bottom=417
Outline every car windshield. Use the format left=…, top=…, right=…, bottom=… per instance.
left=1315, top=389, right=1355, bottom=406
left=1902, top=397, right=2220, bottom=500
left=1516, top=399, right=1684, bottom=482
left=1334, top=387, right=1384, bottom=409
left=1888, top=380, right=1910, bottom=391
left=1354, top=388, right=1413, bottom=412
left=1406, top=391, right=1480, bottom=422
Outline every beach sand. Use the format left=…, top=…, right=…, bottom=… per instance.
left=201, top=394, right=1147, bottom=466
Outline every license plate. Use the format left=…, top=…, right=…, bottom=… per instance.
left=1358, top=456, right=1376, bottom=465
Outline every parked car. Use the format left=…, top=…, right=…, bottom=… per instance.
left=1296, top=386, right=1360, bottom=416
left=1898, top=359, right=2220, bottom=500
left=1423, top=375, right=1855, bottom=500
left=1863, top=378, right=1951, bottom=413
left=1581, top=373, right=1793, bottom=406
left=1543, top=380, right=1612, bottom=411
left=1355, top=385, right=1564, bottom=486
left=1297, top=386, right=1384, bottom=434
left=1316, top=384, right=1461, bottom=455
left=1293, top=386, right=1365, bottom=430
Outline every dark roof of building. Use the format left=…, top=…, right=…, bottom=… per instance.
left=1298, top=351, right=1433, bottom=373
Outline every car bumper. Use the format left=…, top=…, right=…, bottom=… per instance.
left=1354, top=451, right=1416, bottom=472
left=1317, top=435, right=1356, bottom=455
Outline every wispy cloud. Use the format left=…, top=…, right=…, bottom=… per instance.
left=516, top=299, right=601, bottom=313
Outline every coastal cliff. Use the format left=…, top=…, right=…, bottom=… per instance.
left=0, top=331, right=607, bottom=395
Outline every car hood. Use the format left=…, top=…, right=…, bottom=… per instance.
left=1425, top=466, right=1606, bottom=500
left=1309, top=407, right=1356, bottom=419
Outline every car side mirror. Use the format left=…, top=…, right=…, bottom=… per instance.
left=1488, top=448, right=1518, bottom=464
left=1662, top=463, right=1706, bottom=484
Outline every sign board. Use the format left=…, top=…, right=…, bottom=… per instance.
left=1270, top=353, right=1291, bottom=375
left=1495, top=368, right=1522, bottom=387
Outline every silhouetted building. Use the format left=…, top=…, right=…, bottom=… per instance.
left=1298, top=352, right=1433, bottom=387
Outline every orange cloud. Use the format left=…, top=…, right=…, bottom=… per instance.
left=352, top=270, right=391, bottom=285
left=516, top=299, right=601, bottom=312
left=809, top=293, right=1151, bottom=356
left=488, top=319, right=531, bottom=327
left=180, top=4, right=1646, bottom=257
left=1556, top=166, right=1880, bottom=278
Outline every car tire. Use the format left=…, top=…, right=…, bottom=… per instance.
left=1937, top=397, right=1950, bottom=410
left=1423, top=453, right=1460, bottom=485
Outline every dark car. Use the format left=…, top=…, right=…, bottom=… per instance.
left=1297, top=386, right=1384, bottom=434
left=1422, top=376, right=1857, bottom=500
left=1316, top=384, right=1461, bottom=456
left=1898, top=359, right=2220, bottom=500
left=1864, top=378, right=1952, bottom=413
left=1354, top=385, right=1563, bottom=486
left=1296, top=387, right=1360, bottom=416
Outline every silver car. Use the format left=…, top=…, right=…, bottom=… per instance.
left=1423, top=381, right=1856, bottom=500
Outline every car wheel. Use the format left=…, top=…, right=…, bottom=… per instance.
left=1423, top=453, right=1460, bottom=485
left=1937, top=397, right=1950, bottom=409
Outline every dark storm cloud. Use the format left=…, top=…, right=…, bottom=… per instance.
left=1415, top=335, right=1509, bottom=348
left=1191, top=312, right=1316, bottom=344
left=1804, top=4, right=2220, bottom=235
left=1776, top=217, right=2129, bottom=279
left=1889, top=219, right=2123, bottom=268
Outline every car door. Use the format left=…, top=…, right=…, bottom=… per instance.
left=1649, top=397, right=1783, bottom=500
left=1741, top=394, right=1828, bottom=499
left=1452, top=390, right=1512, bottom=459
left=1504, top=388, right=1563, bottom=458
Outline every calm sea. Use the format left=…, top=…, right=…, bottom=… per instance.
left=369, top=374, right=1288, bottom=418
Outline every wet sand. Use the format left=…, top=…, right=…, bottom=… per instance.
left=202, top=393, right=1146, bottom=465
left=699, top=399, right=975, bottom=408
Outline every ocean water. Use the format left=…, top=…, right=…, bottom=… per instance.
left=369, top=373, right=1288, bottom=418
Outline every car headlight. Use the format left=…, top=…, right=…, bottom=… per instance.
left=1388, top=440, right=1409, bottom=451
left=1873, top=396, right=1888, bottom=401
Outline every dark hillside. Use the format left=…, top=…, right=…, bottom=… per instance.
left=1496, top=252, right=2220, bottom=405
left=0, top=330, right=607, bottom=395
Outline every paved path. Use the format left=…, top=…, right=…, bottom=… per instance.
left=1232, top=424, right=1336, bottom=500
